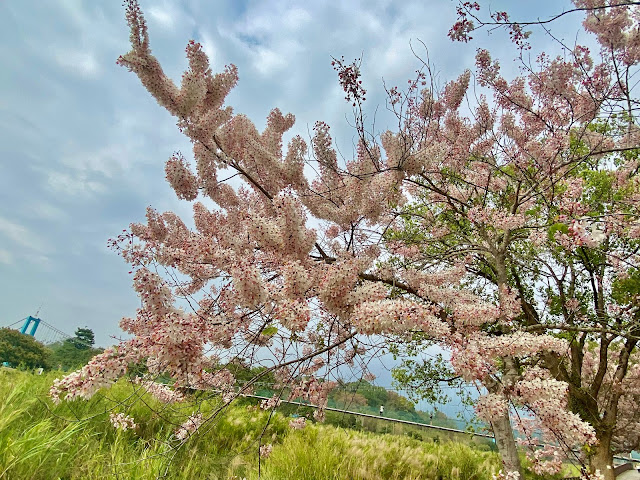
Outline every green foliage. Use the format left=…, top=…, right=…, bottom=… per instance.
left=72, top=327, right=95, bottom=350
left=0, top=328, right=50, bottom=369
left=332, top=381, right=415, bottom=413
left=612, top=268, right=640, bottom=305
left=224, top=358, right=276, bottom=386
left=391, top=354, right=460, bottom=406
left=48, top=328, right=103, bottom=371
left=546, top=222, right=569, bottom=243
left=262, top=326, right=278, bottom=337
left=48, top=341, right=103, bottom=371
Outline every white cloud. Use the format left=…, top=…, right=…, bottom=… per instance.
left=357, top=10, right=384, bottom=35
left=24, top=253, right=52, bottom=268
left=253, top=46, right=289, bottom=76
left=147, top=0, right=196, bottom=35
left=46, top=171, right=106, bottom=196
left=30, top=203, right=69, bottom=222
left=198, top=29, right=219, bottom=67
left=52, top=48, right=101, bottom=77
left=0, top=217, right=48, bottom=253
left=149, top=6, right=176, bottom=30
left=61, top=143, right=131, bottom=179
left=0, top=248, right=13, bottom=265
left=56, top=0, right=93, bottom=32
left=0, top=217, right=29, bottom=244
left=282, top=8, right=312, bottom=31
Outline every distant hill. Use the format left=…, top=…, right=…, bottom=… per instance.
left=327, top=380, right=462, bottom=430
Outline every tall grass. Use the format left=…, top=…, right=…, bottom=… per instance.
left=0, top=368, right=290, bottom=479
left=251, top=425, right=500, bottom=480
left=4, top=368, right=563, bottom=479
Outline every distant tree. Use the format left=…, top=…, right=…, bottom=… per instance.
left=224, top=359, right=276, bottom=386
left=331, top=390, right=368, bottom=408
left=430, top=411, right=459, bottom=430
left=0, top=328, right=50, bottom=369
left=386, top=390, right=416, bottom=413
left=49, top=328, right=103, bottom=370
left=391, top=350, right=467, bottom=407
left=336, top=381, right=416, bottom=413
left=73, top=328, right=95, bottom=350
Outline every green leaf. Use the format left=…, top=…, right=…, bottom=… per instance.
left=262, top=326, right=278, bottom=337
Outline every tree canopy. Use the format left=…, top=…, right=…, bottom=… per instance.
left=50, top=1, right=640, bottom=479
left=0, top=328, right=50, bottom=369
left=49, top=328, right=103, bottom=371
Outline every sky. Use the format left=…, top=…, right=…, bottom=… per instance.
left=0, top=0, right=586, bottom=358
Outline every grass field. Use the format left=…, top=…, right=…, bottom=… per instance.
left=0, top=368, right=575, bottom=479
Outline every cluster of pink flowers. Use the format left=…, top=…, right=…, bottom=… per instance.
left=449, top=338, right=494, bottom=381
left=567, top=220, right=607, bottom=248
left=448, top=333, right=568, bottom=383
left=316, top=259, right=362, bottom=314
left=288, top=377, right=336, bottom=422
left=554, top=230, right=576, bottom=250
left=466, top=206, right=527, bottom=232
left=165, top=153, right=199, bottom=201
left=272, top=298, right=311, bottom=332
left=260, top=395, right=282, bottom=410
left=346, top=281, right=388, bottom=307
left=279, top=260, right=312, bottom=299
left=135, top=379, right=185, bottom=403
left=527, top=445, right=564, bottom=475
left=557, top=178, right=588, bottom=216
left=448, top=2, right=479, bottom=42
left=109, top=412, right=137, bottom=431
left=451, top=302, right=500, bottom=328
left=443, top=70, right=472, bottom=110
left=50, top=346, right=138, bottom=403
left=474, top=393, right=509, bottom=422
left=288, top=417, right=306, bottom=430
left=492, top=470, right=520, bottom=480
left=259, top=444, right=273, bottom=458
left=183, top=369, right=235, bottom=391
left=576, top=0, right=640, bottom=66
left=175, top=413, right=204, bottom=441
left=351, top=299, right=448, bottom=336
left=481, top=332, right=568, bottom=359
left=498, top=287, right=521, bottom=322
left=508, top=371, right=597, bottom=473
left=231, top=261, right=268, bottom=308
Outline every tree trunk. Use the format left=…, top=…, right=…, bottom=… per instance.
left=591, top=432, right=615, bottom=480
left=484, top=352, right=524, bottom=479
left=491, top=410, right=524, bottom=478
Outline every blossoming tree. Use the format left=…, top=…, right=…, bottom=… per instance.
left=390, top=1, right=640, bottom=478
left=50, top=1, right=640, bottom=478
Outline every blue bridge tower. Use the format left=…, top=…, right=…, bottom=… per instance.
left=19, top=316, right=41, bottom=336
